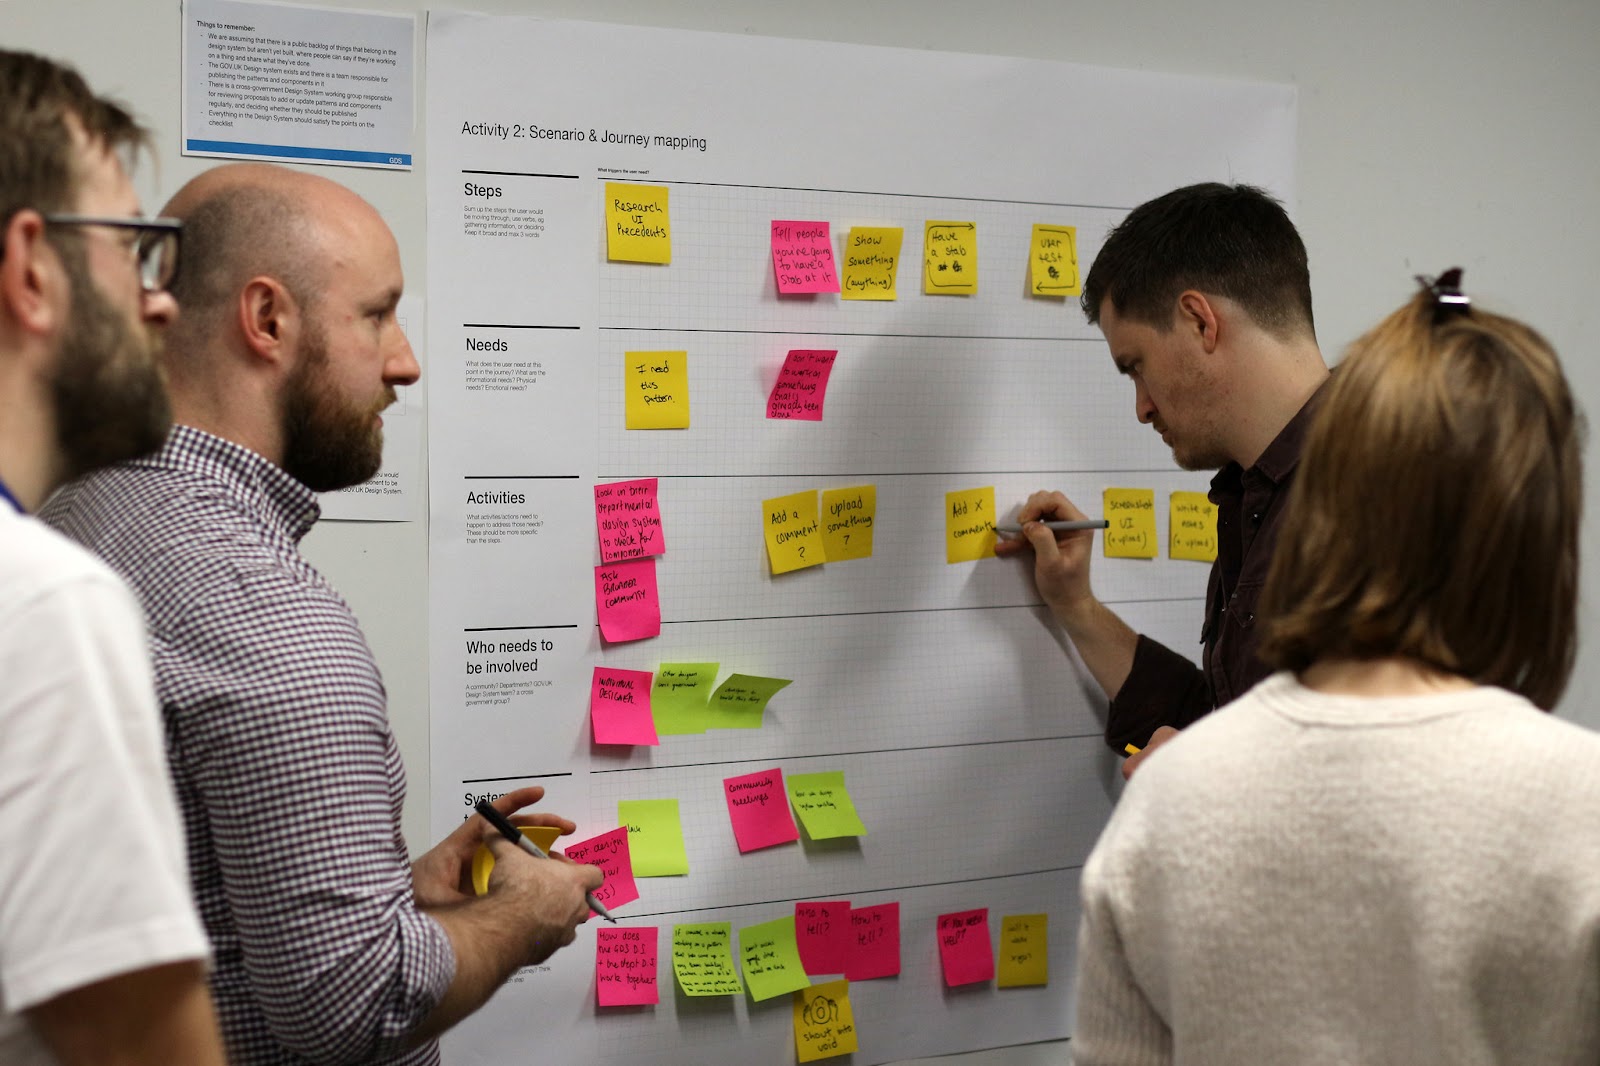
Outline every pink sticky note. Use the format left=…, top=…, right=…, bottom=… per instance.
left=766, top=349, right=839, bottom=421
left=562, top=826, right=640, bottom=916
left=846, top=902, right=900, bottom=980
left=590, top=667, right=659, bottom=746
left=771, top=220, right=840, bottom=294
left=595, top=559, right=660, bottom=643
left=594, top=478, right=666, bottom=562
left=795, top=901, right=853, bottom=975
left=937, top=908, right=995, bottom=987
left=596, top=925, right=659, bottom=1006
left=721, top=768, right=799, bottom=853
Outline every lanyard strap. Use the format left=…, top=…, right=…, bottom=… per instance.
left=0, top=477, right=22, bottom=514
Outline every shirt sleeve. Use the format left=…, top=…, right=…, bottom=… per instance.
left=1103, top=635, right=1213, bottom=753
left=0, top=571, right=208, bottom=1012
left=167, top=570, right=453, bottom=1063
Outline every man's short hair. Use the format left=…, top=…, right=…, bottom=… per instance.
left=0, top=49, right=148, bottom=224
left=1258, top=284, right=1582, bottom=710
left=1082, top=182, right=1314, bottom=338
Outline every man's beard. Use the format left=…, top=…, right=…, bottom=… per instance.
left=280, top=323, right=393, bottom=492
left=51, top=248, right=172, bottom=482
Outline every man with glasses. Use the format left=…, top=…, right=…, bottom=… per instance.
left=0, top=49, right=223, bottom=1065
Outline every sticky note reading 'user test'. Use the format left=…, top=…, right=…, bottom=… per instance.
left=594, top=478, right=665, bottom=562
left=771, top=220, right=840, bottom=294
left=672, top=922, right=743, bottom=996
left=739, top=916, right=813, bottom=1001
left=840, top=226, right=902, bottom=300
left=820, top=485, right=874, bottom=562
left=618, top=799, right=689, bottom=876
left=624, top=351, right=689, bottom=429
left=767, top=349, right=839, bottom=421
left=1028, top=223, right=1079, bottom=297
left=596, top=925, right=659, bottom=1006
left=723, top=767, right=800, bottom=852
left=945, top=486, right=997, bottom=562
left=1103, top=488, right=1157, bottom=558
left=923, top=220, right=977, bottom=295
left=997, top=913, right=1049, bottom=987
left=651, top=662, right=718, bottom=735
left=605, top=182, right=671, bottom=263
left=590, top=666, right=659, bottom=746
left=1169, top=490, right=1218, bottom=562
left=594, top=559, right=660, bottom=642
left=937, top=908, right=995, bottom=986
left=794, top=979, right=859, bottom=1062
left=763, top=490, right=824, bottom=574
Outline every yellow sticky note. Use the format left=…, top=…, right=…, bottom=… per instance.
left=945, top=486, right=996, bottom=563
left=794, top=979, right=859, bottom=1061
left=1103, top=488, right=1157, bottom=558
left=764, top=491, right=824, bottom=575
left=840, top=226, right=903, bottom=300
left=924, top=220, right=977, bottom=295
left=469, top=825, right=564, bottom=897
left=996, top=914, right=1049, bottom=988
left=1169, top=490, right=1219, bottom=562
left=625, top=351, right=689, bottom=429
left=605, top=182, right=671, bottom=263
left=820, top=485, right=875, bottom=562
left=618, top=798, right=690, bottom=876
left=1028, top=224, right=1080, bottom=298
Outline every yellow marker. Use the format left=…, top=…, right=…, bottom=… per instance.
left=1028, top=223, right=1080, bottom=297
left=763, top=490, right=824, bottom=574
left=605, top=181, right=671, bottom=263
left=470, top=824, right=564, bottom=897
left=840, top=226, right=902, bottom=300
left=1169, top=490, right=1219, bottom=562
left=624, top=351, right=689, bottom=429
left=945, top=486, right=997, bottom=563
left=820, top=485, right=875, bottom=562
left=1102, top=488, right=1157, bottom=558
left=923, top=220, right=977, bottom=295
left=1124, top=743, right=1142, bottom=757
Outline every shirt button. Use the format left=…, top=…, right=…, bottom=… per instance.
left=1250, top=511, right=1263, bottom=525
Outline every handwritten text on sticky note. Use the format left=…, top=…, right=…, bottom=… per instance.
left=924, top=220, right=977, bottom=295
left=705, top=673, right=793, bottom=730
left=590, top=667, right=659, bottom=746
left=1169, top=490, right=1218, bottom=562
left=618, top=799, right=689, bottom=876
left=997, top=913, right=1049, bottom=988
left=946, top=486, right=997, bottom=563
left=937, top=908, right=995, bottom=986
left=563, top=826, right=639, bottom=916
left=651, top=662, right=717, bottom=735
left=794, top=979, right=859, bottom=1062
left=820, top=485, right=874, bottom=562
left=625, top=351, right=689, bottom=429
left=595, top=559, right=660, bottom=642
left=1028, top=224, right=1079, bottom=297
left=1103, top=488, right=1157, bottom=559
left=596, top=926, right=659, bottom=1006
left=739, top=916, right=812, bottom=1001
left=606, top=182, right=671, bottom=264
left=594, top=478, right=665, bottom=562
left=795, top=901, right=853, bottom=975
left=846, top=902, right=900, bottom=980
left=840, top=226, right=902, bottom=300
left=786, top=771, right=866, bottom=839
left=763, top=490, right=824, bottom=575
left=767, top=349, right=838, bottom=421
left=772, top=220, right=839, bottom=294
left=672, top=922, right=743, bottom=996
left=723, top=767, right=800, bottom=852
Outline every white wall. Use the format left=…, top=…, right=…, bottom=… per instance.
left=5, top=2, right=1598, bottom=1062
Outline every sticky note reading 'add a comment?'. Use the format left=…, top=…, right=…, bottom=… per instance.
left=590, top=666, right=659, bottom=746
left=596, top=926, right=659, bottom=1006
left=594, top=477, right=665, bottom=562
left=924, top=220, right=977, bottom=295
left=617, top=799, right=689, bottom=876
left=945, top=486, right=997, bottom=563
left=937, top=908, right=995, bottom=987
left=767, top=349, right=839, bottom=421
left=763, top=491, right=824, bottom=574
left=723, top=767, right=800, bottom=853
left=651, top=662, right=718, bottom=735
left=605, top=181, right=671, bottom=263
left=771, top=220, right=840, bottom=294
left=739, top=916, right=813, bottom=1001
left=840, top=226, right=902, bottom=300
left=1103, top=488, right=1157, bottom=559
left=594, top=559, right=660, bottom=642
left=625, top=351, right=689, bottom=429
left=672, top=922, right=743, bottom=996
left=794, top=979, right=859, bottom=1062
left=820, top=485, right=874, bottom=562
left=997, top=913, right=1049, bottom=988
left=785, top=771, right=867, bottom=839
left=1028, top=223, right=1079, bottom=297
left=1169, top=490, right=1218, bottom=562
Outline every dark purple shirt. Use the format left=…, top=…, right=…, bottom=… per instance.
left=1104, top=384, right=1324, bottom=752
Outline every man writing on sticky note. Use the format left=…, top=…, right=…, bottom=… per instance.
left=996, top=184, right=1327, bottom=775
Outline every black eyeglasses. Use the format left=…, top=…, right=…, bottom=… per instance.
left=41, top=214, right=182, bottom=294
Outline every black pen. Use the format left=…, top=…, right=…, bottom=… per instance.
left=473, top=799, right=616, bottom=923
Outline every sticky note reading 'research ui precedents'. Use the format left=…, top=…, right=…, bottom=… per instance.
left=840, top=226, right=902, bottom=300
left=763, top=490, right=824, bottom=574
left=1028, top=223, right=1079, bottom=297
left=625, top=351, right=689, bottom=429
left=1169, top=490, right=1218, bottom=562
left=1103, top=488, right=1157, bottom=558
left=605, top=181, right=671, bottom=263
left=945, top=486, right=997, bottom=563
left=923, top=220, right=977, bottom=295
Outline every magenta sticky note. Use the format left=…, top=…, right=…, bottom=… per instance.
left=594, top=478, right=666, bottom=562
left=721, top=768, right=799, bottom=853
left=562, top=825, right=640, bottom=916
left=595, top=559, right=660, bottom=643
left=937, top=908, right=995, bottom=987
left=771, top=220, right=840, bottom=294
left=795, top=901, right=853, bottom=975
left=766, top=349, right=839, bottom=421
left=846, top=902, right=900, bottom=980
left=590, top=667, right=659, bottom=746
left=596, top=925, right=659, bottom=1006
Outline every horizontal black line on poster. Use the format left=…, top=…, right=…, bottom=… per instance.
left=598, top=325, right=1094, bottom=343
left=463, top=624, right=580, bottom=632
left=461, top=170, right=580, bottom=179
left=590, top=734, right=1099, bottom=776
left=602, top=175, right=1126, bottom=212
left=462, top=323, right=581, bottom=330
left=463, top=474, right=580, bottom=479
left=461, top=772, right=575, bottom=783
left=615, top=598, right=1201, bottom=628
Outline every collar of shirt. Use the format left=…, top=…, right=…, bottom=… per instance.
left=138, top=424, right=322, bottom=543
left=1208, top=379, right=1329, bottom=503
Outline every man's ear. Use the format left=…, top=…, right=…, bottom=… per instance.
left=0, top=210, right=64, bottom=339
left=236, top=276, right=299, bottom=367
left=1176, top=290, right=1222, bottom=354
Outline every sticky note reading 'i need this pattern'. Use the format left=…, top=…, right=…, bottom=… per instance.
left=1103, top=488, right=1157, bottom=559
left=594, top=559, right=660, bottom=642
left=785, top=771, right=867, bottom=839
left=605, top=181, right=671, bottom=263
left=820, top=485, right=874, bottom=561
left=1169, top=490, right=1219, bottom=562
left=937, top=908, right=995, bottom=986
left=590, top=666, right=659, bottom=746
left=739, top=916, right=813, bottom=1001
left=794, top=979, right=859, bottom=1062
left=1028, top=223, right=1079, bottom=297
left=763, top=490, right=824, bottom=574
left=767, top=349, right=839, bottom=421
left=625, top=351, right=689, bottom=429
left=594, top=477, right=665, bottom=562
left=840, top=226, right=902, bottom=300
left=771, top=220, right=839, bottom=294
left=596, top=925, right=659, bottom=1006
left=617, top=799, right=689, bottom=876
left=997, top=913, right=1049, bottom=988
left=651, top=662, right=718, bottom=735
left=723, top=767, right=800, bottom=852
left=923, top=220, right=977, bottom=295
left=945, top=486, right=997, bottom=563
left=672, top=922, right=743, bottom=996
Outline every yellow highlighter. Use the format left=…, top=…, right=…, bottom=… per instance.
left=1124, top=743, right=1142, bottom=757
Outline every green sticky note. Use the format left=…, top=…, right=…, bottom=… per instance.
left=652, top=663, right=719, bottom=735
left=704, top=673, right=793, bottom=730
left=673, top=922, right=744, bottom=996
left=739, top=916, right=812, bottom=1001
left=785, top=771, right=867, bottom=839
left=618, top=799, right=690, bottom=876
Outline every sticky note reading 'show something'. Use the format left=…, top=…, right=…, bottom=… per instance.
left=795, top=901, right=853, bottom=975
left=605, top=181, right=671, bottom=263
left=923, top=220, right=977, bottom=295
left=617, top=798, right=689, bottom=876
left=820, top=485, right=874, bottom=562
left=704, top=673, right=793, bottom=730
left=766, top=349, right=839, bottom=421
left=937, top=908, right=995, bottom=987
left=1169, top=490, right=1218, bottom=562
left=794, top=979, right=859, bottom=1062
left=624, top=351, right=689, bottom=429
left=596, top=926, right=659, bottom=1006
left=672, top=922, right=744, bottom=996
left=739, top=916, right=812, bottom=1001
left=594, top=559, right=660, bottom=643
left=945, top=486, right=997, bottom=563
left=771, top=220, right=839, bottom=294
left=594, top=478, right=665, bottom=562
left=1028, top=223, right=1079, bottom=297
left=590, top=667, right=659, bottom=746
left=651, top=662, right=718, bottom=735
left=1103, top=488, right=1157, bottom=559
left=562, top=826, right=639, bottom=916
left=723, top=767, right=800, bottom=853
left=763, top=491, right=824, bottom=575
left=840, top=226, right=903, bottom=300
left=996, top=913, right=1049, bottom=988
left=785, top=771, right=867, bottom=840
left=846, top=902, right=900, bottom=980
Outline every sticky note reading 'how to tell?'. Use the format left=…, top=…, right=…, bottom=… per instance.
left=618, top=798, right=689, bottom=876
left=945, top=486, right=997, bottom=563
left=739, top=916, right=813, bottom=1001
left=794, top=979, right=858, bottom=1062
left=840, top=226, right=902, bottom=300
left=594, top=477, right=665, bottom=562
left=605, top=181, right=671, bottom=263
left=723, top=767, right=800, bottom=852
left=846, top=902, right=900, bottom=980
left=923, top=220, right=977, bottom=295
left=596, top=926, right=659, bottom=1006
left=625, top=351, right=689, bottom=429
left=1103, top=488, right=1157, bottom=559
left=1169, top=490, right=1218, bottom=562
left=672, top=922, right=743, bottom=996
left=590, top=666, right=659, bottom=746
left=763, top=490, right=824, bottom=574
left=594, top=559, right=660, bottom=643
left=771, top=220, right=839, bottom=294
left=1028, top=223, right=1079, bottom=297
left=937, top=908, right=995, bottom=987
left=766, top=349, right=838, bottom=421
left=651, top=662, right=718, bottom=735
left=785, top=771, right=867, bottom=839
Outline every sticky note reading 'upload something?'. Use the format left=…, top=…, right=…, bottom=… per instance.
left=651, top=662, right=718, bottom=735
left=771, top=220, right=839, bottom=294
left=739, top=916, right=813, bottom=1001
left=840, top=226, right=903, bottom=300
left=1169, top=490, right=1218, bottom=562
left=794, top=979, right=859, bottom=1062
left=1028, top=223, right=1079, bottom=297
left=820, top=485, right=874, bottom=562
left=672, top=922, right=743, bottom=996
left=763, top=491, right=824, bottom=574
left=924, top=220, right=977, bottom=295
left=590, top=666, right=659, bottom=746
left=618, top=798, right=690, bottom=876
left=997, top=913, right=1049, bottom=988
left=596, top=926, right=659, bottom=1006
left=937, top=908, right=995, bottom=987
left=785, top=771, right=867, bottom=839
left=945, top=486, right=997, bottom=563
left=625, top=351, right=689, bottom=429
left=594, top=559, right=660, bottom=642
left=605, top=181, right=671, bottom=263
left=1103, top=488, right=1157, bottom=558
left=767, top=349, right=839, bottom=421
left=594, top=477, right=665, bottom=562
left=723, top=767, right=800, bottom=852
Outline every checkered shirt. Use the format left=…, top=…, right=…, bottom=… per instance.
left=43, top=426, right=453, bottom=1065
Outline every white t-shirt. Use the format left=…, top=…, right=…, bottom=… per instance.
left=0, top=505, right=209, bottom=1065
left=1075, top=672, right=1600, bottom=1066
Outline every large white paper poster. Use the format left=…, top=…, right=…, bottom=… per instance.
left=426, top=13, right=1292, bottom=1064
